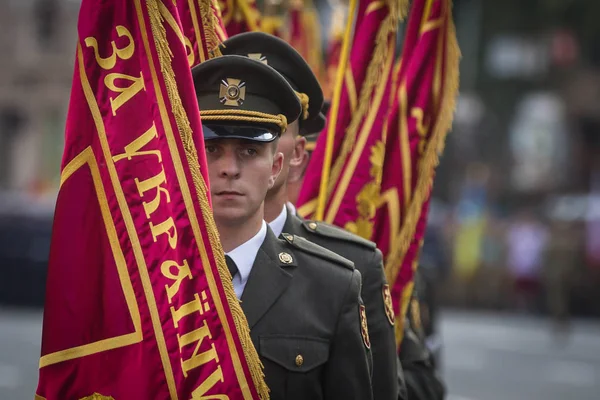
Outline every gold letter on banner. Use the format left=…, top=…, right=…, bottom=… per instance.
left=84, top=25, right=135, bottom=70
left=135, top=167, right=171, bottom=219
left=104, top=72, right=146, bottom=116
left=178, top=320, right=219, bottom=377
left=150, top=217, right=178, bottom=249
left=161, top=259, right=193, bottom=303
left=112, top=123, right=161, bottom=163
left=191, top=366, right=229, bottom=399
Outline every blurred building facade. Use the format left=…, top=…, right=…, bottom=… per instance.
left=0, top=0, right=78, bottom=197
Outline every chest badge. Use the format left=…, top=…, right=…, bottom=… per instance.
left=382, top=284, right=395, bottom=326
left=279, top=252, right=293, bottom=264
left=359, top=304, right=371, bottom=349
left=219, top=78, right=246, bottom=106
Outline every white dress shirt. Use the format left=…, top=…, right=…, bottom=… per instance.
left=226, top=221, right=267, bottom=299
left=268, top=204, right=288, bottom=238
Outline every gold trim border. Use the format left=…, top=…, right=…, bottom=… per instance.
left=39, top=147, right=142, bottom=368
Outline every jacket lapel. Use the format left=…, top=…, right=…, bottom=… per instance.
left=241, top=227, right=296, bottom=329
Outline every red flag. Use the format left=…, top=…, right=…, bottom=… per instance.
left=297, top=0, right=409, bottom=218
left=298, top=0, right=459, bottom=347
left=35, top=1, right=268, bottom=399
left=177, top=0, right=228, bottom=67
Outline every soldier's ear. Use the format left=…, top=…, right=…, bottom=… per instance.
left=288, top=136, right=308, bottom=183
left=269, top=151, right=284, bottom=189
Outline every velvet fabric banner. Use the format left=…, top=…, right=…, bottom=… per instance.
left=297, top=0, right=459, bottom=347
left=35, top=0, right=268, bottom=398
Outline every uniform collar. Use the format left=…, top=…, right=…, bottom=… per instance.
left=226, top=220, right=267, bottom=286
left=268, top=204, right=288, bottom=237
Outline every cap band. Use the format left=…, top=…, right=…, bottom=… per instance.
left=295, top=91, right=310, bottom=120
left=200, top=109, right=288, bottom=132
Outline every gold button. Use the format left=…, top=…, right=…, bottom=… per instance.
left=308, top=222, right=317, bottom=230
left=283, top=233, right=294, bottom=242
left=295, top=354, right=304, bottom=367
left=279, top=252, right=293, bottom=264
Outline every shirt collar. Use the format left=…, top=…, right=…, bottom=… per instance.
left=268, top=204, right=288, bottom=237
left=226, top=220, right=267, bottom=284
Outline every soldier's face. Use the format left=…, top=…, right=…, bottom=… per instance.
left=205, top=138, right=283, bottom=226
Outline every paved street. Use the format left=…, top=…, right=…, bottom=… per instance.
left=1, top=308, right=599, bottom=399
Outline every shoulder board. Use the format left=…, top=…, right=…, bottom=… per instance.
left=301, top=220, right=376, bottom=250
left=281, top=233, right=355, bottom=270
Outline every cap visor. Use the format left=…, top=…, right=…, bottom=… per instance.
left=202, top=124, right=278, bottom=142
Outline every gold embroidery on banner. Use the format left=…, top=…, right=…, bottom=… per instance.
left=324, top=39, right=396, bottom=224
left=198, top=0, right=225, bottom=59
left=39, top=147, right=142, bottom=368
left=187, top=0, right=205, bottom=64
left=35, top=395, right=47, bottom=400
left=387, top=3, right=460, bottom=325
left=80, top=394, right=115, bottom=400
left=322, top=0, right=411, bottom=211
left=344, top=140, right=384, bottom=239
left=157, top=2, right=192, bottom=66
left=344, top=66, right=357, bottom=114
left=411, top=107, right=430, bottom=155
left=365, top=1, right=385, bottom=15
left=143, top=0, right=268, bottom=398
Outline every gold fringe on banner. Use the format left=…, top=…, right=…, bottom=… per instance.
left=147, top=0, right=269, bottom=398
left=199, top=0, right=224, bottom=58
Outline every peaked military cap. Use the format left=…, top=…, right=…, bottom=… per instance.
left=219, top=32, right=325, bottom=136
left=304, top=101, right=331, bottom=151
left=191, top=54, right=301, bottom=142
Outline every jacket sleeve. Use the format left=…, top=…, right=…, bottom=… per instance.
left=324, top=269, right=374, bottom=400
left=400, top=321, right=446, bottom=400
left=362, top=249, right=399, bottom=400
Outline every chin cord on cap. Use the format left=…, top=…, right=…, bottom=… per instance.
left=200, top=109, right=288, bottom=132
left=295, top=91, right=310, bottom=120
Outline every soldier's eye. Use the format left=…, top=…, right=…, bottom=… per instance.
left=242, top=148, right=258, bottom=156
left=205, top=145, right=217, bottom=153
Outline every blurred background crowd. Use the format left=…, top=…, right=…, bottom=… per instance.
left=2, top=0, right=600, bottom=398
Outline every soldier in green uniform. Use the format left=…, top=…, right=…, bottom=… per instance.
left=219, top=32, right=398, bottom=400
left=191, top=54, right=373, bottom=400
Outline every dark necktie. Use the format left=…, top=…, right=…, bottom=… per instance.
left=225, top=255, right=239, bottom=279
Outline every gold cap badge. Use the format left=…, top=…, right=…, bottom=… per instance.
left=248, top=53, right=268, bottom=64
left=219, top=78, right=246, bottom=107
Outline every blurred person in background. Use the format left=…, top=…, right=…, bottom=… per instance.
left=543, top=219, right=580, bottom=342
left=506, top=207, right=549, bottom=313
